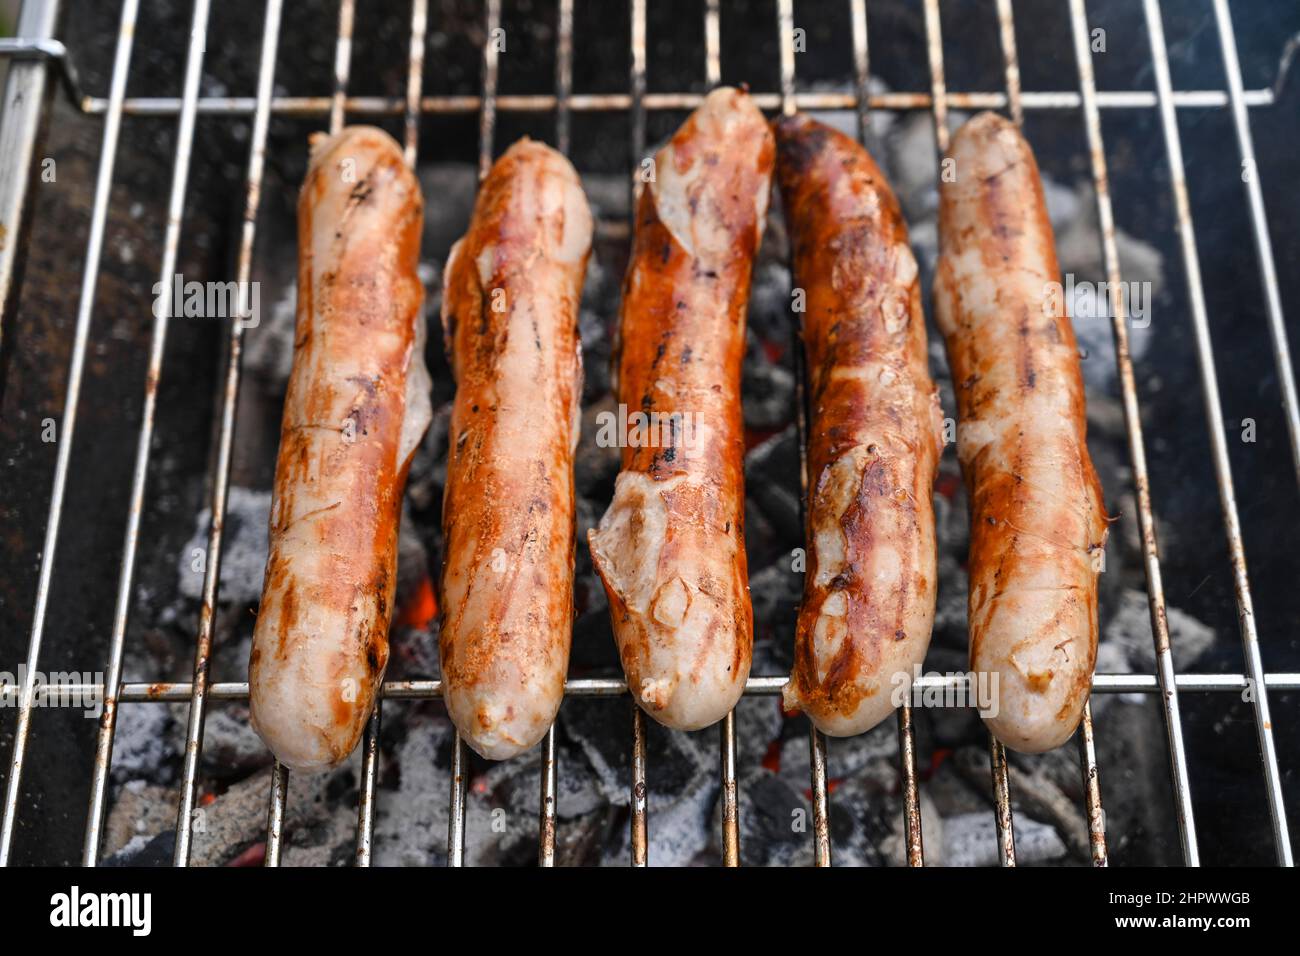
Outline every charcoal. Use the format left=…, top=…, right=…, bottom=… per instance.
left=942, top=812, right=1067, bottom=867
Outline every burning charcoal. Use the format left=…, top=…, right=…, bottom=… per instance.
left=925, top=751, right=994, bottom=820
left=405, top=401, right=452, bottom=514
left=1096, top=588, right=1215, bottom=688
left=198, top=704, right=272, bottom=779
left=744, top=426, right=803, bottom=548
left=389, top=621, right=441, bottom=680
left=742, top=330, right=797, bottom=432
left=110, top=699, right=178, bottom=785
left=942, top=811, right=1066, bottom=867
left=101, top=830, right=175, bottom=867
left=568, top=604, right=620, bottom=675
left=176, top=486, right=271, bottom=607
left=824, top=772, right=899, bottom=867
left=733, top=693, right=785, bottom=771
left=394, top=501, right=432, bottom=617
left=372, top=711, right=457, bottom=867
left=576, top=395, right=622, bottom=499
left=952, top=745, right=1089, bottom=863
left=747, top=561, right=801, bottom=661
left=554, top=807, right=615, bottom=866
left=601, top=763, right=717, bottom=867
left=561, top=698, right=711, bottom=809
left=101, top=780, right=178, bottom=861
left=242, top=284, right=298, bottom=394
left=718, top=766, right=813, bottom=868
left=778, top=716, right=898, bottom=785
left=418, top=164, right=479, bottom=260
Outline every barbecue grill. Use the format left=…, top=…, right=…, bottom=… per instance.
left=0, top=0, right=1297, bottom=868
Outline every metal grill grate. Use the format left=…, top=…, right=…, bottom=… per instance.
left=0, top=0, right=1297, bottom=868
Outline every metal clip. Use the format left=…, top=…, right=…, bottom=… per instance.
left=0, top=37, right=84, bottom=107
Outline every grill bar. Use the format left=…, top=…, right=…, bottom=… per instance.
left=714, top=0, right=746, bottom=867
left=0, top=0, right=141, bottom=867
left=995, top=0, right=1023, bottom=127
left=989, top=735, right=1016, bottom=867
left=1078, top=700, right=1107, bottom=867
left=536, top=1, right=577, bottom=868
left=849, top=0, right=870, bottom=141
left=478, top=0, right=500, bottom=178
left=449, top=730, right=468, bottom=866
left=330, top=0, right=355, bottom=134
left=720, top=713, right=739, bottom=866
left=0, top=0, right=63, bottom=343
left=75, top=87, right=1284, bottom=118
left=356, top=707, right=381, bottom=866
left=444, top=0, right=500, bottom=866
left=1066, top=0, right=1201, bottom=866
left=622, top=0, right=651, bottom=867
left=151, top=0, right=214, bottom=868
left=1211, top=0, right=1300, bottom=489
left=265, top=761, right=288, bottom=866
left=704, top=0, right=721, bottom=88
left=630, top=707, right=647, bottom=866
left=6, top=671, right=1298, bottom=708
left=539, top=726, right=557, bottom=867
left=783, top=0, right=839, bottom=868
left=1141, top=0, right=1291, bottom=866
left=555, top=0, right=574, bottom=154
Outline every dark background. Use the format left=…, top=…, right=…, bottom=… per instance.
left=0, top=0, right=1297, bottom=865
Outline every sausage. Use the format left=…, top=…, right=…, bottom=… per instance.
left=249, top=126, right=431, bottom=772
left=587, top=87, right=773, bottom=730
left=933, top=112, right=1108, bottom=753
left=774, top=114, right=943, bottom=737
left=438, top=139, right=592, bottom=760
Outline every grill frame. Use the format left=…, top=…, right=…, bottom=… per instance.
left=0, top=0, right=1296, bottom=868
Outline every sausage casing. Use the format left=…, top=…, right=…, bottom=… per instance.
left=439, top=139, right=592, bottom=760
left=934, top=112, right=1108, bottom=753
left=250, top=126, right=431, bottom=772
left=775, top=114, right=943, bottom=737
left=587, top=87, right=774, bottom=730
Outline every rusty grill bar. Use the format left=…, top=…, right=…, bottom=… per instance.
left=0, top=0, right=1296, bottom=868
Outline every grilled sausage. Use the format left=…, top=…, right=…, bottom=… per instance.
left=588, top=87, right=773, bottom=730
left=249, top=126, right=432, bottom=772
left=438, top=139, right=592, bottom=760
left=934, top=112, right=1108, bottom=753
left=775, top=114, right=943, bottom=737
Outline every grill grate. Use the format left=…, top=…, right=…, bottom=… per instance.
left=0, top=0, right=1297, bottom=868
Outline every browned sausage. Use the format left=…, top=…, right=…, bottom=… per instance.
left=775, top=113, right=944, bottom=737
left=934, top=112, right=1108, bottom=753
left=587, top=87, right=774, bottom=730
left=438, top=139, right=592, bottom=760
left=250, top=126, right=431, bottom=772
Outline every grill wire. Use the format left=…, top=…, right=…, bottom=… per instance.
left=0, top=0, right=1296, bottom=867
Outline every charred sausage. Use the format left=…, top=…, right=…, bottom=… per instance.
left=933, top=112, right=1108, bottom=753
left=588, top=87, right=774, bottom=730
left=249, top=126, right=431, bottom=772
left=775, top=114, right=944, bottom=737
left=438, top=139, right=592, bottom=760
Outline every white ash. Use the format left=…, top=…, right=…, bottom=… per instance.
left=177, top=486, right=271, bottom=606
left=943, top=812, right=1067, bottom=867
